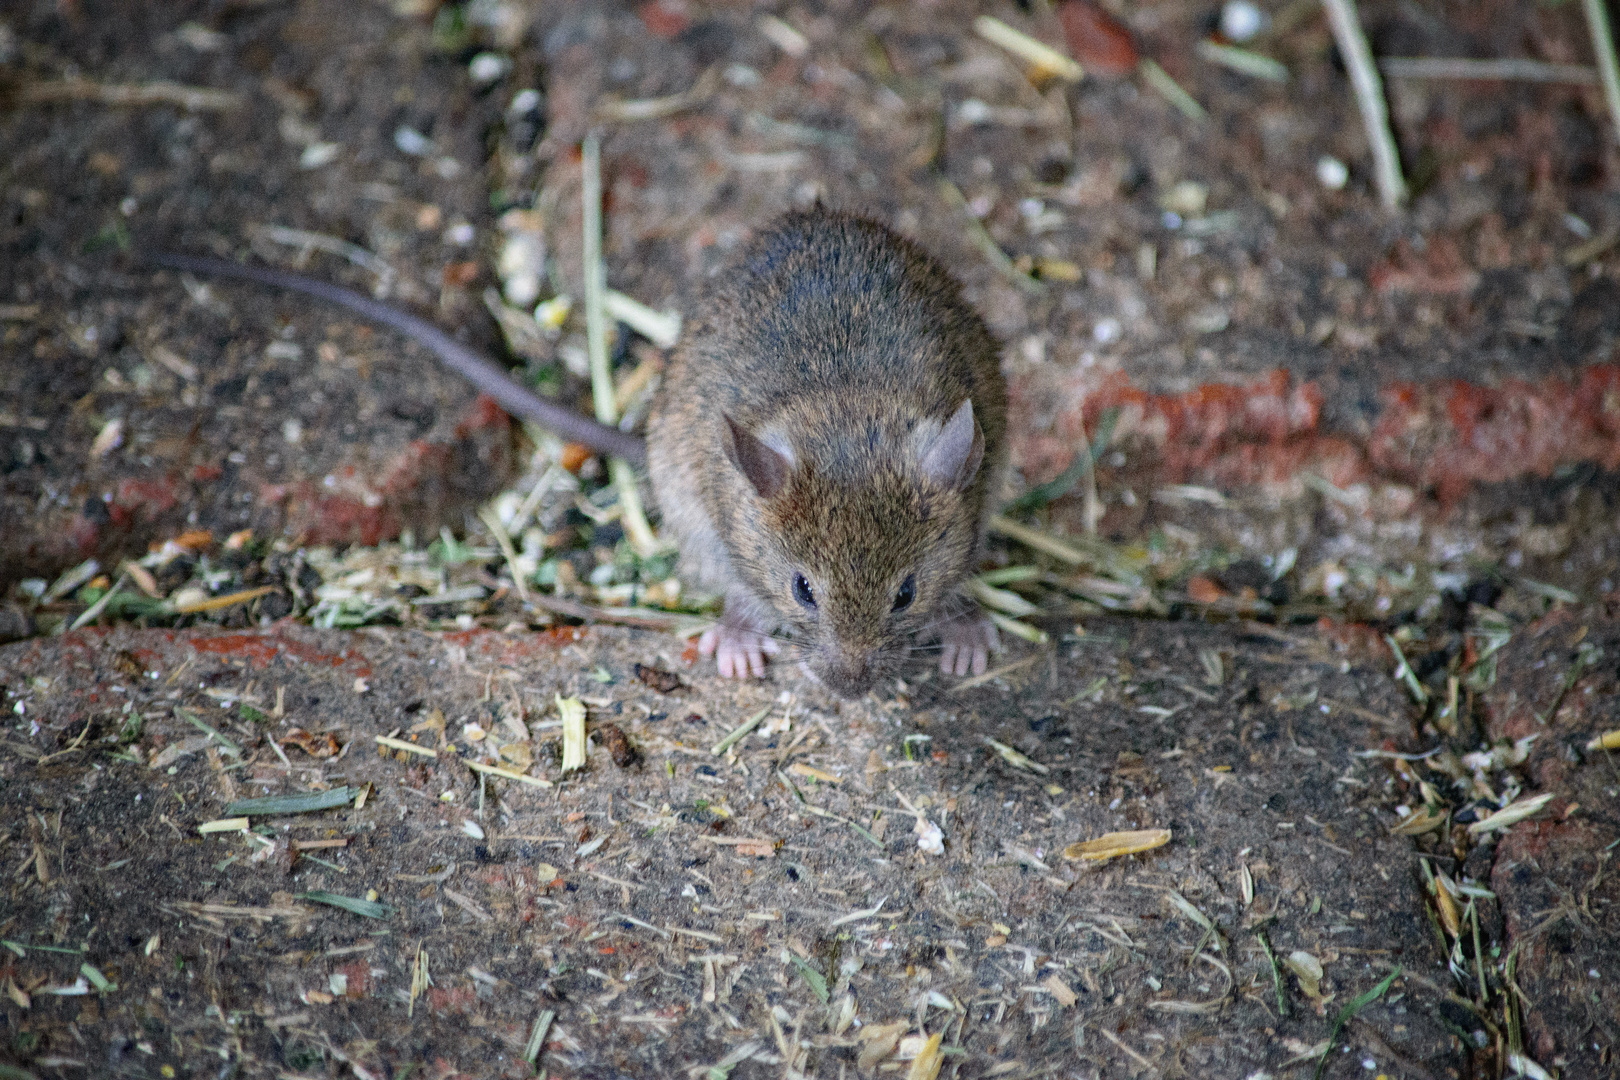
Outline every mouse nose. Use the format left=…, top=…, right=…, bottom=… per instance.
left=821, top=647, right=880, bottom=697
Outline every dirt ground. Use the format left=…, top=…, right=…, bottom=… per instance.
left=3, top=0, right=1620, bottom=1077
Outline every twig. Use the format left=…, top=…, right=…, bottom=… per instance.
left=69, top=573, right=126, bottom=630
left=712, top=707, right=771, bottom=756
left=476, top=506, right=530, bottom=604
left=973, top=15, right=1084, bottom=83
left=1321, top=0, right=1407, bottom=208
left=1379, top=56, right=1597, bottom=84
left=1138, top=58, right=1207, bottom=121
left=988, top=514, right=1092, bottom=566
left=249, top=225, right=396, bottom=290
left=13, top=79, right=242, bottom=112
left=581, top=133, right=659, bottom=557
left=936, top=177, right=1042, bottom=294
left=465, top=758, right=553, bottom=788
left=524, top=593, right=692, bottom=631
left=1582, top=0, right=1620, bottom=147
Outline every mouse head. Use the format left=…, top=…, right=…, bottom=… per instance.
left=722, top=398, right=987, bottom=697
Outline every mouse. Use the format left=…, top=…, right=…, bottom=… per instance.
left=149, top=207, right=1007, bottom=696
left=648, top=209, right=1007, bottom=696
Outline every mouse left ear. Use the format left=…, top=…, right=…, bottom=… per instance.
left=918, top=398, right=984, bottom=492
left=722, top=414, right=795, bottom=500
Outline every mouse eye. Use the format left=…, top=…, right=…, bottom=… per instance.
left=792, top=572, right=817, bottom=610
left=891, top=574, right=915, bottom=612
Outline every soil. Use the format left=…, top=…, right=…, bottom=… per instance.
left=2, top=0, right=1619, bottom=1077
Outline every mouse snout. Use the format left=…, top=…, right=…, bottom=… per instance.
left=817, top=644, right=883, bottom=698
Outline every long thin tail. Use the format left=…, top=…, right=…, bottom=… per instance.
left=145, top=252, right=647, bottom=464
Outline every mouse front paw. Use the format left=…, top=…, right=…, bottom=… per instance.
left=699, top=621, right=781, bottom=679
left=936, top=612, right=1000, bottom=677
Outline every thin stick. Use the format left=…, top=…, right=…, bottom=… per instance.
left=1379, top=57, right=1597, bottom=85
left=1321, top=0, right=1407, bottom=208
left=1583, top=0, right=1620, bottom=147
left=476, top=506, right=530, bottom=604
left=581, top=133, right=659, bottom=557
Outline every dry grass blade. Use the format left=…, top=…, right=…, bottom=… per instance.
left=1138, top=57, right=1207, bottom=120
left=788, top=955, right=829, bottom=1003
left=829, top=897, right=887, bottom=927
left=225, top=787, right=355, bottom=816
left=1467, top=792, right=1555, bottom=836
left=1320, top=0, right=1407, bottom=207
left=375, top=735, right=436, bottom=758
left=950, top=652, right=1041, bottom=692
left=1583, top=0, right=1620, bottom=146
left=170, top=585, right=276, bottom=614
left=475, top=506, right=529, bottom=604
left=986, top=611, right=1048, bottom=643
left=595, top=65, right=719, bottom=122
left=1253, top=929, right=1290, bottom=1018
left=1379, top=56, right=1598, bottom=84
left=1390, top=803, right=1449, bottom=836
left=604, top=289, right=682, bottom=349
left=1586, top=730, right=1620, bottom=752
left=987, top=515, right=1091, bottom=565
left=558, top=695, right=588, bottom=772
left=1313, top=966, right=1402, bottom=1080
left=983, top=737, right=1050, bottom=774
left=1063, top=829, right=1171, bottom=861
left=968, top=577, right=1037, bottom=617
left=972, top=15, right=1084, bottom=82
left=937, top=177, right=1043, bottom=294
left=904, top=1032, right=945, bottom=1080
left=408, top=945, right=430, bottom=1018
left=197, top=817, right=249, bottom=835
left=1196, top=40, right=1289, bottom=82
left=711, top=706, right=771, bottom=756
left=581, top=133, right=657, bottom=557
left=294, top=891, right=393, bottom=920
left=465, top=759, right=553, bottom=788
left=175, top=708, right=242, bottom=758
left=14, top=79, right=243, bottom=111
left=524, top=1009, right=555, bottom=1067
left=69, top=573, right=126, bottom=630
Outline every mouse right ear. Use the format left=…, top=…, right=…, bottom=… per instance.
left=722, top=415, right=794, bottom=500
left=918, top=398, right=985, bottom=492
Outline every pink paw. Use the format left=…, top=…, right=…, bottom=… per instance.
left=699, top=624, right=780, bottom=679
left=938, top=614, right=1000, bottom=678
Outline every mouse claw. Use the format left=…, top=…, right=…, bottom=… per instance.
left=937, top=613, right=1000, bottom=678
left=700, top=623, right=780, bottom=679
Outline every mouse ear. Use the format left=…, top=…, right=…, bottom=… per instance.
left=919, top=398, right=984, bottom=492
left=723, top=415, right=794, bottom=500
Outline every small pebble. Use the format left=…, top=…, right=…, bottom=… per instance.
left=468, top=52, right=510, bottom=85
left=1317, top=155, right=1349, bottom=190
left=1220, top=0, right=1267, bottom=43
left=393, top=125, right=432, bottom=157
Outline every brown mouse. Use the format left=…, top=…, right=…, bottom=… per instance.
left=648, top=209, right=1007, bottom=696
left=150, top=207, right=1006, bottom=697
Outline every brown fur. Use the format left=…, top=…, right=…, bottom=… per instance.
left=647, top=208, right=1007, bottom=697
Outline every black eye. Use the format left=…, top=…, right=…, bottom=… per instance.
left=891, top=574, right=915, bottom=612
left=792, top=573, right=817, bottom=610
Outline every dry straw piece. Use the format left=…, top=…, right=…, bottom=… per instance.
left=1063, top=828, right=1172, bottom=861
left=1585, top=730, right=1620, bottom=752
left=557, top=695, right=588, bottom=772
left=1466, top=792, right=1555, bottom=836
left=972, top=15, right=1084, bottom=83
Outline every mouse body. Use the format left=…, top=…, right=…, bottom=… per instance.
left=647, top=209, right=1007, bottom=697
